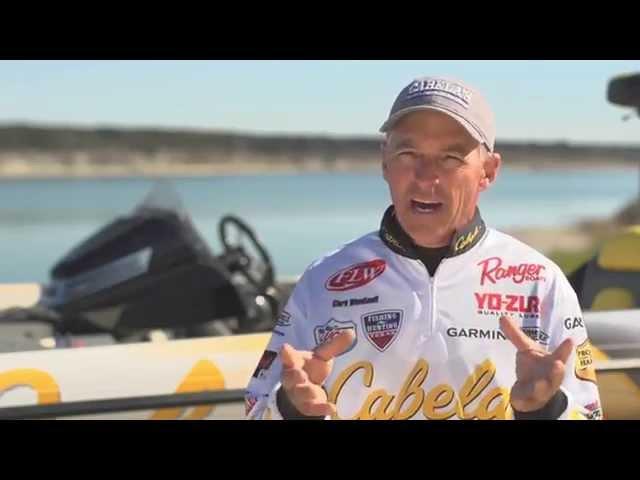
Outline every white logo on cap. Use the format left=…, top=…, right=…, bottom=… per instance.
left=406, top=79, right=472, bottom=108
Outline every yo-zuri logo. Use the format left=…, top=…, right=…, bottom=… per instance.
left=475, top=292, right=540, bottom=315
left=478, top=257, right=545, bottom=286
left=325, top=259, right=386, bottom=291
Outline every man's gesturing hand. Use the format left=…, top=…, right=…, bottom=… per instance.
left=500, top=315, right=574, bottom=412
left=280, top=329, right=356, bottom=417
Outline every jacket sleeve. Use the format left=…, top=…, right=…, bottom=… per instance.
left=543, top=265, right=603, bottom=420
left=245, top=270, right=322, bottom=420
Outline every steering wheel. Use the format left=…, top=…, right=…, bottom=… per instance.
left=218, top=215, right=275, bottom=293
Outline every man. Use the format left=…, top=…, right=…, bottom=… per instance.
left=245, top=76, right=602, bottom=420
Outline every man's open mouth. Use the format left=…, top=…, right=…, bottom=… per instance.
left=410, top=199, right=443, bottom=214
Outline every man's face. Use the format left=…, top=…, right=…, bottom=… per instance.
left=382, top=109, right=500, bottom=247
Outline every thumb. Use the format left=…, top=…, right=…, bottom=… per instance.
left=313, top=329, right=356, bottom=362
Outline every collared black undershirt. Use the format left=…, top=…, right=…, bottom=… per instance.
left=415, top=244, right=450, bottom=276
left=378, top=204, right=486, bottom=276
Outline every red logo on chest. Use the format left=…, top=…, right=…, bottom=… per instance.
left=325, top=259, right=386, bottom=291
left=478, top=257, right=545, bottom=286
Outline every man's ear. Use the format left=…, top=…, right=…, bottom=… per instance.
left=479, top=151, right=501, bottom=191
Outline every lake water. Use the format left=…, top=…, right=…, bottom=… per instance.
left=0, top=168, right=636, bottom=283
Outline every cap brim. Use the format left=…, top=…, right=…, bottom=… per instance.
left=379, top=105, right=490, bottom=151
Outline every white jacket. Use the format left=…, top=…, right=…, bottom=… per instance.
left=246, top=208, right=602, bottom=420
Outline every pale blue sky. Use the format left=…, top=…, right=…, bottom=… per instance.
left=0, top=60, right=639, bottom=144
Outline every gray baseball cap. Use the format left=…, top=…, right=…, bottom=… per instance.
left=379, top=76, right=496, bottom=152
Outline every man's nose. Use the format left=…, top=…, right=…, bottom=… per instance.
left=413, top=158, right=440, bottom=185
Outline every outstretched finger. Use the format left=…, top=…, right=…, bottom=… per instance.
left=500, top=315, right=539, bottom=352
left=551, top=337, right=574, bottom=365
left=313, top=329, right=356, bottom=362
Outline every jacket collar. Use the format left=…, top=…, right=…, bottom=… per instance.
left=379, top=205, right=486, bottom=259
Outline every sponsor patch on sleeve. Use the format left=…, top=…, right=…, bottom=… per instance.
left=575, top=339, right=597, bottom=384
left=585, top=400, right=603, bottom=420
left=252, top=350, right=278, bottom=380
left=245, top=395, right=259, bottom=415
left=276, top=310, right=292, bottom=327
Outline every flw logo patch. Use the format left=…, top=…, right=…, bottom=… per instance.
left=325, top=259, right=386, bottom=291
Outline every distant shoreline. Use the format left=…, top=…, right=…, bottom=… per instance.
left=1, top=123, right=639, bottom=180
left=0, top=159, right=637, bottom=180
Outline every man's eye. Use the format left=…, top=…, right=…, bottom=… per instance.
left=395, top=152, right=416, bottom=162
left=441, top=155, right=464, bottom=168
